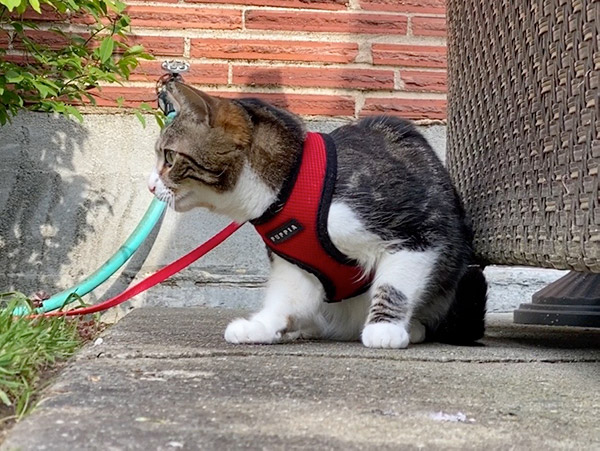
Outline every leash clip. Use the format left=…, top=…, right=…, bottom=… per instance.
left=161, top=60, right=190, bottom=75
left=157, top=60, right=190, bottom=118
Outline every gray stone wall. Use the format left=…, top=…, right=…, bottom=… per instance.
left=0, top=112, right=564, bottom=318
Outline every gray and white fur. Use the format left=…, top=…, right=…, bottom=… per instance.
left=148, top=81, right=487, bottom=349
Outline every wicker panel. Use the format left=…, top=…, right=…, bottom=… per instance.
left=447, top=0, right=600, bottom=271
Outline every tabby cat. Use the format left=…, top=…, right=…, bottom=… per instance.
left=148, top=81, right=487, bottom=349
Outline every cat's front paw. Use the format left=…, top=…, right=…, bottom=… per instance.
left=224, top=318, right=281, bottom=344
left=361, top=322, right=409, bottom=349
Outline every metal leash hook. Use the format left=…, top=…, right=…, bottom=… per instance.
left=162, top=60, right=190, bottom=75
left=157, top=60, right=190, bottom=120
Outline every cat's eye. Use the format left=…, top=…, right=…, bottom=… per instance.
left=163, top=149, right=176, bottom=167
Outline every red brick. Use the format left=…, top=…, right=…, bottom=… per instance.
left=360, top=97, right=446, bottom=120
left=1, top=54, right=30, bottom=64
left=185, top=0, right=348, bottom=10
left=191, top=39, right=358, bottom=63
left=233, top=66, right=394, bottom=90
left=0, top=30, right=11, bottom=48
left=17, top=6, right=64, bottom=21
left=15, top=32, right=182, bottom=57
left=70, top=13, right=105, bottom=25
left=13, top=30, right=76, bottom=50
left=87, top=87, right=355, bottom=116
left=246, top=10, right=408, bottom=35
left=131, top=61, right=228, bottom=84
left=118, top=35, right=184, bottom=57
left=372, top=44, right=446, bottom=68
left=360, top=0, right=445, bottom=14
left=126, top=6, right=242, bottom=29
left=400, top=70, right=446, bottom=92
left=215, top=92, right=355, bottom=116
left=411, top=16, right=446, bottom=37
left=88, top=86, right=157, bottom=107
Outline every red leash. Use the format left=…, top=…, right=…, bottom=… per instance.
left=39, top=222, right=243, bottom=317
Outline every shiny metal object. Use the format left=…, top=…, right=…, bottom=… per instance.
left=161, top=60, right=190, bottom=74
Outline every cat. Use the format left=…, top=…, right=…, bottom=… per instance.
left=148, top=81, right=487, bottom=349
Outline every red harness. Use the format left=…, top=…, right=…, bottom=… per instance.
left=252, top=132, right=372, bottom=302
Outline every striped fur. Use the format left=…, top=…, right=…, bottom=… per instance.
left=149, top=82, right=487, bottom=349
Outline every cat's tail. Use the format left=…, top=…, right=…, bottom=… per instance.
left=430, top=266, right=487, bottom=345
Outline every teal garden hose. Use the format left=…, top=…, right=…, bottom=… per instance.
left=11, top=63, right=183, bottom=316
left=12, top=198, right=166, bottom=315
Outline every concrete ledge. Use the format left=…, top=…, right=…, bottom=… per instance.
left=2, top=307, right=599, bottom=450
left=0, top=112, right=446, bottom=303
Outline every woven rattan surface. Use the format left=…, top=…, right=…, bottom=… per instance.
left=447, top=0, right=600, bottom=271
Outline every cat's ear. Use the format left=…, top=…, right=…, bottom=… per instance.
left=164, top=81, right=251, bottom=148
left=164, top=81, right=216, bottom=123
left=213, top=101, right=252, bottom=149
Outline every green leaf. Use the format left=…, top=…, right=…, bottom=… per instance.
left=64, top=0, right=77, bottom=10
left=32, top=81, right=50, bottom=98
left=11, top=22, right=24, bottom=33
left=98, top=37, right=114, bottom=63
left=1, top=0, right=155, bottom=122
left=111, top=0, right=126, bottom=13
left=123, top=44, right=144, bottom=55
left=65, top=105, right=83, bottom=123
left=15, top=0, right=28, bottom=14
left=102, top=73, right=119, bottom=83
left=83, top=92, right=97, bottom=106
left=5, top=71, right=24, bottom=83
left=154, top=113, right=165, bottom=129
left=134, top=110, right=146, bottom=128
left=28, top=0, right=41, bottom=13
left=0, top=0, right=22, bottom=12
left=0, top=388, right=11, bottom=406
left=117, top=15, right=130, bottom=27
left=138, top=52, right=154, bottom=61
left=115, top=96, right=125, bottom=107
left=48, top=101, right=65, bottom=113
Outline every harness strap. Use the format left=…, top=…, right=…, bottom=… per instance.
left=252, top=132, right=371, bottom=302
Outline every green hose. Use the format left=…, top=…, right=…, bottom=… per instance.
left=12, top=198, right=166, bottom=315
left=11, top=104, right=176, bottom=316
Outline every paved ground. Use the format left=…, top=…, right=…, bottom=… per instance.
left=2, top=307, right=599, bottom=450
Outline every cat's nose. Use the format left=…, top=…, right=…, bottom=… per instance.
left=147, top=178, right=156, bottom=194
left=148, top=171, right=158, bottom=194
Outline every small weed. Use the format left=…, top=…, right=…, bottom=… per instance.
left=0, top=292, right=96, bottom=420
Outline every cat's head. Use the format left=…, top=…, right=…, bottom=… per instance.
left=148, top=82, right=255, bottom=216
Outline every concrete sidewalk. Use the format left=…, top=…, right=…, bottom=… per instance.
left=2, top=308, right=599, bottom=450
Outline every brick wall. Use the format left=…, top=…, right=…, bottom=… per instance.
left=5, top=0, right=448, bottom=121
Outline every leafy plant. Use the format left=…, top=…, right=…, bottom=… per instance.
left=0, top=293, right=83, bottom=419
left=0, top=0, right=155, bottom=125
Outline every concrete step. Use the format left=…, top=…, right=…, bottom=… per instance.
left=2, top=307, right=599, bottom=450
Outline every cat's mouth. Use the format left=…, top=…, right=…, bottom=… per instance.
left=149, top=173, right=216, bottom=212
left=170, top=190, right=216, bottom=212
left=156, top=191, right=175, bottom=209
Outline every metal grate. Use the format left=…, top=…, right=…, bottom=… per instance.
left=447, top=0, right=600, bottom=271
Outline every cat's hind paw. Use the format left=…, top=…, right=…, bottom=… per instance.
left=224, top=318, right=281, bottom=344
left=409, top=321, right=427, bottom=344
left=361, top=322, right=409, bottom=349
